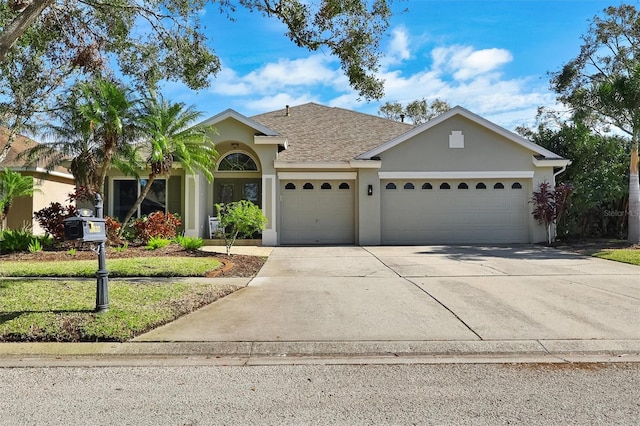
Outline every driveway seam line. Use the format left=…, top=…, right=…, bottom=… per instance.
left=405, top=277, right=484, bottom=341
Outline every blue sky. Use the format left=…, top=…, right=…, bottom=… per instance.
left=161, top=0, right=627, bottom=130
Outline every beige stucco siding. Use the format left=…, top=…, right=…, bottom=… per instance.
left=379, top=116, right=535, bottom=172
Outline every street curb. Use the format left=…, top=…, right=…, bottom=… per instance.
left=0, top=340, right=638, bottom=366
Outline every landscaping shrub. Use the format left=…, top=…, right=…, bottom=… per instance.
left=0, top=228, right=35, bottom=254
left=33, top=202, right=78, bottom=242
left=145, top=236, right=172, bottom=250
left=105, top=216, right=123, bottom=246
left=132, top=211, right=182, bottom=243
left=175, top=235, right=203, bottom=250
left=215, top=200, right=266, bottom=255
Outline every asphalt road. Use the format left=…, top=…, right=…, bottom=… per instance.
left=3, top=363, right=639, bottom=425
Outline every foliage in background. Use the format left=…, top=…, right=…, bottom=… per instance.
left=131, top=211, right=182, bottom=244
left=0, top=0, right=393, bottom=166
left=521, top=119, right=630, bottom=238
left=378, top=98, right=451, bottom=124
left=549, top=4, right=640, bottom=243
left=215, top=200, right=267, bottom=255
left=33, top=201, right=78, bottom=242
left=104, top=216, right=123, bottom=246
left=0, top=167, right=38, bottom=230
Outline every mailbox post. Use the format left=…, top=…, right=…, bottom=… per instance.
left=94, top=194, right=109, bottom=313
left=63, top=194, right=109, bottom=313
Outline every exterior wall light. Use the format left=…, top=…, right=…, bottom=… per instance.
left=367, top=184, right=373, bottom=196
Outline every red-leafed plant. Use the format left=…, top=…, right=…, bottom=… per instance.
left=104, top=216, right=123, bottom=246
left=131, top=211, right=181, bottom=244
left=33, top=202, right=78, bottom=242
left=531, top=181, right=573, bottom=244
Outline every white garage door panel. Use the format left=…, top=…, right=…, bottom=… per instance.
left=382, top=180, right=529, bottom=244
left=281, top=180, right=355, bottom=244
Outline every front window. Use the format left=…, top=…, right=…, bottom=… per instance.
left=217, top=152, right=258, bottom=171
left=113, top=179, right=166, bottom=222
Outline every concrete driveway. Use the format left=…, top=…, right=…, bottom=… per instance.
left=136, top=245, right=640, bottom=347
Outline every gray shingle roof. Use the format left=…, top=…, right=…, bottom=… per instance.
left=251, top=103, right=414, bottom=162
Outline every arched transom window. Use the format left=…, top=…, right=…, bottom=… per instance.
left=217, top=152, right=258, bottom=171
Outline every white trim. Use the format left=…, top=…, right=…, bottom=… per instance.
left=357, top=106, right=565, bottom=160
left=278, top=172, right=358, bottom=180
left=274, top=161, right=352, bottom=169
left=378, top=171, right=534, bottom=179
left=532, top=158, right=572, bottom=168
left=7, top=166, right=74, bottom=180
left=349, top=160, right=382, bottom=169
left=254, top=135, right=288, bottom=149
left=261, top=174, right=278, bottom=246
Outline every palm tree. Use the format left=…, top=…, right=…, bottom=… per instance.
left=118, top=92, right=217, bottom=232
left=0, top=167, right=39, bottom=230
left=24, top=78, right=140, bottom=197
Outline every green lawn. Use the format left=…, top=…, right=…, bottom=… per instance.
left=593, top=249, right=640, bottom=266
left=0, top=257, right=221, bottom=277
left=0, top=278, right=243, bottom=342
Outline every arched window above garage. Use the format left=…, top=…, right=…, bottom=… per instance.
left=440, top=183, right=451, bottom=190
left=458, top=183, right=469, bottom=189
left=303, top=182, right=314, bottom=190
left=321, top=182, right=332, bottom=189
left=422, top=183, right=432, bottom=190
left=511, top=182, right=522, bottom=189
left=404, top=182, right=415, bottom=190
left=476, top=182, right=486, bottom=189
left=494, top=182, right=505, bottom=189
left=217, top=152, right=259, bottom=171
left=284, top=183, right=295, bottom=190
left=339, top=182, right=350, bottom=190
left=386, top=182, right=397, bottom=190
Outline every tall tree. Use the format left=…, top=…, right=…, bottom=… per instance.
left=23, top=78, right=140, bottom=197
left=118, top=93, right=217, bottom=232
left=550, top=4, right=640, bottom=243
left=379, top=98, right=451, bottom=124
left=0, top=167, right=38, bottom=230
left=0, top=1, right=393, bottom=161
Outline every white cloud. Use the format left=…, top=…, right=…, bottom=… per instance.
left=383, top=27, right=412, bottom=66
left=244, top=55, right=342, bottom=92
left=432, top=45, right=513, bottom=81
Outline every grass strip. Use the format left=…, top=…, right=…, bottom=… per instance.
left=0, top=257, right=221, bottom=277
left=592, top=249, right=640, bottom=266
left=0, top=278, right=243, bottom=342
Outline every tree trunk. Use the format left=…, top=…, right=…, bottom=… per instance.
left=628, top=145, right=640, bottom=243
left=0, top=0, right=55, bottom=63
left=118, top=174, right=157, bottom=236
left=0, top=129, right=18, bottom=164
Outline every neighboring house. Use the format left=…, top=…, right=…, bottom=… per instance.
left=103, top=103, right=570, bottom=245
left=0, top=128, right=75, bottom=234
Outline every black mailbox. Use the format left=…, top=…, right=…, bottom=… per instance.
left=63, top=216, right=107, bottom=242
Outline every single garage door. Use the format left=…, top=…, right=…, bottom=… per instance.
left=381, top=179, right=529, bottom=244
left=280, top=180, right=355, bottom=244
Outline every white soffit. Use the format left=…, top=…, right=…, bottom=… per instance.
left=532, top=158, right=572, bottom=168
left=278, top=172, right=357, bottom=180
left=378, top=171, right=535, bottom=179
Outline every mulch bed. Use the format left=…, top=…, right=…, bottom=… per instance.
left=0, top=244, right=267, bottom=278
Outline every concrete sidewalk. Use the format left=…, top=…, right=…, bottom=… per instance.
left=2, top=245, right=639, bottom=366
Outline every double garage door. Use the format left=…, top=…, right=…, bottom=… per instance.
left=280, top=179, right=355, bottom=245
left=381, top=179, right=530, bottom=244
